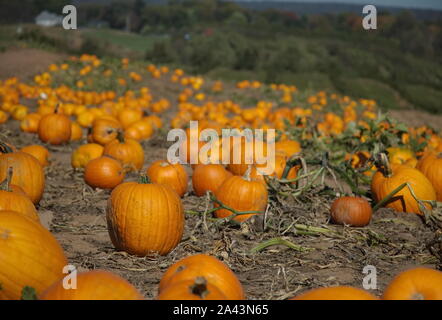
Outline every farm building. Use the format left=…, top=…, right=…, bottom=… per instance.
left=35, top=11, right=63, bottom=27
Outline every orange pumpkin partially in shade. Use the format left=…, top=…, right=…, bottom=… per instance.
left=147, top=160, right=188, bottom=197
left=0, top=142, right=45, bottom=204
left=157, top=277, right=227, bottom=300
left=290, top=286, right=378, bottom=300
left=84, top=156, right=125, bottom=189
left=106, top=175, right=184, bottom=256
left=0, top=211, right=68, bottom=300
left=21, top=145, right=50, bottom=167
left=330, top=196, right=372, bottom=227
left=39, top=270, right=144, bottom=300
left=383, top=267, right=442, bottom=300
left=159, top=254, right=245, bottom=300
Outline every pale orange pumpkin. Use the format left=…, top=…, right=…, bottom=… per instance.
left=71, top=143, right=104, bottom=169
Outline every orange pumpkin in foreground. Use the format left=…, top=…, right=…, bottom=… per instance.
left=383, top=267, right=442, bottom=300
left=39, top=270, right=144, bottom=300
left=106, top=175, right=184, bottom=256
left=291, top=286, right=378, bottom=300
left=147, top=160, right=188, bottom=197
left=0, top=211, right=68, bottom=300
left=159, top=254, right=245, bottom=300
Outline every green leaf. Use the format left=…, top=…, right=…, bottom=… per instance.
left=21, top=286, right=38, bottom=300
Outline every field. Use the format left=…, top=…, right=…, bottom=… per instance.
left=0, top=46, right=442, bottom=300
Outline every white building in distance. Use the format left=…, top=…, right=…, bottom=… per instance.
left=35, top=11, right=63, bottom=27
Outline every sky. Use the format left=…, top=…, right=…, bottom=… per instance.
left=238, top=0, right=442, bottom=11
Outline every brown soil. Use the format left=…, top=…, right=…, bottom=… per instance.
left=1, top=49, right=441, bottom=300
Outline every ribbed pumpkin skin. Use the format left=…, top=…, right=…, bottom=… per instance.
left=371, top=164, right=436, bottom=215
left=39, top=270, right=144, bottom=300
left=147, top=160, right=189, bottom=197
left=21, top=145, right=50, bottom=167
left=192, top=164, right=232, bottom=197
left=417, top=152, right=442, bottom=201
left=159, top=254, right=245, bottom=300
left=382, top=268, right=442, bottom=300
left=157, top=278, right=227, bottom=300
left=106, top=181, right=184, bottom=256
left=0, top=211, right=68, bottom=300
left=0, top=151, right=45, bottom=204
left=330, top=196, right=372, bottom=227
left=0, top=191, right=39, bottom=222
left=214, top=175, right=268, bottom=222
left=291, top=286, right=378, bottom=300
left=38, top=113, right=72, bottom=145
left=103, top=138, right=144, bottom=171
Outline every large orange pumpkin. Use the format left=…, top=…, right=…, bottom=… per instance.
left=371, top=154, right=436, bottom=215
left=146, top=160, right=188, bottom=197
left=416, top=152, right=442, bottom=201
left=106, top=176, right=184, bottom=256
left=290, top=286, right=378, bottom=300
left=383, top=267, right=442, bottom=300
left=159, top=254, right=245, bottom=300
left=0, top=142, right=45, bottom=204
left=39, top=270, right=144, bottom=300
left=192, top=164, right=232, bottom=197
left=0, top=211, right=68, bottom=300
left=214, top=167, right=268, bottom=222
left=38, top=109, right=72, bottom=145
left=157, top=277, right=227, bottom=300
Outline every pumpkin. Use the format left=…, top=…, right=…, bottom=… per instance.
left=416, top=152, right=442, bottom=201
left=330, top=196, right=372, bottom=227
left=84, top=156, right=125, bottom=189
left=383, top=267, right=442, bottom=300
left=371, top=154, right=436, bottom=215
left=130, top=119, right=154, bottom=140
left=117, top=108, right=143, bottom=129
left=0, top=211, right=68, bottom=300
left=146, top=160, right=188, bottom=197
left=91, top=118, right=121, bottom=145
left=0, top=142, right=45, bottom=204
left=21, top=145, right=50, bottom=167
left=227, top=138, right=269, bottom=176
left=106, top=175, right=184, bottom=256
left=71, top=143, right=104, bottom=169
left=20, top=113, right=41, bottom=133
left=157, top=277, right=227, bottom=300
left=103, top=133, right=144, bottom=172
left=39, top=270, right=144, bottom=300
left=70, top=122, right=83, bottom=141
left=290, top=286, right=378, bottom=300
left=192, top=164, right=232, bottom=197
left=0, top=168, right=39, bottom=222
left=38, top=108, right=72, bottom=145
left=214, top=167, right=268, bottom=222
left=275, top=140, right=301, bottom=158
left=159, top=254, right=245, bottom=300
left=387, top=147, right=417, bottom=168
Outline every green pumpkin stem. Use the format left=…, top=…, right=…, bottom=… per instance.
left=139, top=174, right=151, bottom=184
left=0, top=167, right=13, bottom=192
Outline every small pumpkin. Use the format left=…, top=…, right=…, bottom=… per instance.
left=103, top=132, right=144, bottom=172
left=39, top=270, right=144, bottom=300
left=192, top=164, right=232, bottom=197
left=84, top=156, right=125, bottom=189
left=371, top=153, right=436, bottom=215
left=416, top=152, right=442, bottom=201
left=71, top=143, right=104, bottom=169
left=387, top=147, right=417, bottom=168
left=0, top=168, right=39, bottom=222
left=330, top=196, right=372, bottom=227
left=0, top=211, right=68, bottom=300
left=383, top=267, right=442, bottom=300
left=147, top=160, right=188, bottom=197
left=20, top=113, right=41, bottom=133
left=275, top=140, right=301, bottom=158
left=38, top=108, right=72, bottom=145
left=0, top=142, right=45, bottom=204
left=91, top=118, right=121, bottom=145
left=21, top=145, right=50, bottom=167
left=214, top=166, right=268, bottom=222
left=157, top=277, right=227, bottom=300
left=70, top=122, right=83, bottom=141
left=290, top=286, right=378, bottom=300
left=159, top=254, right=245, bottom=300
left=106, top=175, right=184, bottom=256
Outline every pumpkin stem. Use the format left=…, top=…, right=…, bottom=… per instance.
left=0, top=167, right=13, bottom=192
left=117, top=130, right=125, bottom=143
left=375, top=153, right=393, bottom=178
left=138, top=174, right=151, bottom=184
left=0, top=141, right=14, bottom=154
left=243, top=165, right=252, bottom=181
left=190, top=277, right=209, bottom=299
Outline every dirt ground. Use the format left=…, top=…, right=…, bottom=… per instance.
left=1, top=48, right=442, bottom=300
